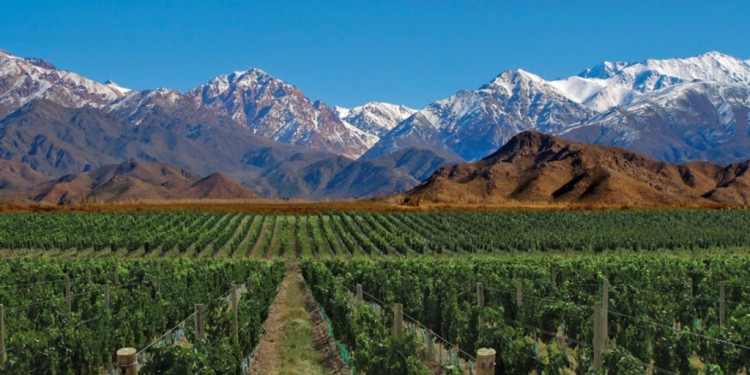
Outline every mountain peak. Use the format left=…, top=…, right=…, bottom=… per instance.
left=336, top=101, right=417, bottom=138
left=231, top=67, right=272, bottom=80
left=104, top=79, right=131, bottom=94
left=578, top=61, right=629, bottom=79
left=484, top=130, right=561, bottom=161
left=490, top=69, right=547, bottom=85
left=24, top=57, right=56, bottom=70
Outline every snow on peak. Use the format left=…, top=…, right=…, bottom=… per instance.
left=578, top=61, right=629, bottom=79
left=552, top=51, right=750, bottom=112
left=336, top=102, right=417, bottom=137
left=0, top=49, right=130, bottom=117
left=334, top=106, right=350, bottom=118
left=104, top=80, right=132, bottom=95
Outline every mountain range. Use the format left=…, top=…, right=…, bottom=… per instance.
left=1, top=48, right=749, bottom=201
left=404, top=131, right=750, bottom=206
left=365, top=52, right=750, bottom=164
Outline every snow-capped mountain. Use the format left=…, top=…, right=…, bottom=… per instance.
left=368, top=51, right=750, bottom=164
left=0, top=49, right=377, bottom=159
left=560, top=81, right=750, bottom=163
left=187, top=68, right=378, bottom=158
left=363, top=69, right=593, bottom=161
left=550, top=51, right=750, bottom=111
left=0, top=49, right=128, bottom=119
left=335, top=102, right=416, bottom=137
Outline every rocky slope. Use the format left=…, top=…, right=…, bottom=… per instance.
left=187, top=69, right=378, bottom=158
left=368, top=52, right=750, bottom=164
left=362, top=70, right=594, bottom=161
left=0, top=49, right=376, bottom=159
left=0, top=49, right=128, bottom=119
left=18, top=159, right=258, bottom=205
left=335, top=102, right=416, bottom=137
left=405, top=131, right=750, bottom=206
left=560, top=82, right=750, bottom=164
left=262, top=147, right=461, bottom=199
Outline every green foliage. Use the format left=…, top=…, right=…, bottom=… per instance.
left=0, top=258, right=285, bottom=374
left=305, top=254, right=750, bottom=374
left=3, top=209, right=750, bottom=257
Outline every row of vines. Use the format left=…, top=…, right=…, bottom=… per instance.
left=0, top=258, right=285, bottom=374
left=303, top=254, right=750, bottom=374
left=1, top=209, right=750, bottom=258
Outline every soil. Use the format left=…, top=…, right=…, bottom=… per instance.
left=247, top=264, right=350, bottom=375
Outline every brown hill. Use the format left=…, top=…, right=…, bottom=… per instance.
left=404, top=131, right=750, bottom=206
left=24, top=159, right=257, bottom=205
left=0, top=160, right=49, bottom=190
left=188, top=173, right=258, bottom=199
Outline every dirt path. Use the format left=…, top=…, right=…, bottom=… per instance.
left=247, top=265, right=350, bottom=375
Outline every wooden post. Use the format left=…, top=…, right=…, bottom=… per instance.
left=356, top=284, right=363, bottom=302
left=114, top=268, right=120, bottom=290
left=602, top=279, right=609, bottom=349
left=593, top=302, right=604, bottom=372
left=720, top=281, right=726, bottom=326
left=195, top=304, right=205, bottom=340
left=516, top=278, right=522, bottom=308
left=86, top=268, right=91, bottom=284
left=116, top=347, right=138, bottom=375
left=393, top=303, right=403, bottom=339
left=477, top=282, right=485, bottom=328
left=104, top=284, right=110, bottom=310
left=0, top=304, right=4, bottom=365
left=551, top=267, right=557, bottom=288
left=476, top=348, right=496, bottom=375
left=65, top=276, right=72, bottom=312
left=231, top=284, right=239, bottom=345
left=688, top=278, right=693, bottom=296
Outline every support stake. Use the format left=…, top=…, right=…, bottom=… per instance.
left=65, top=276, right=72, bottom=312
left=394, top=303, right=403, bottom=339
left=116, top=347, right=138, bottom=375
left=476, top=348, right=496, bottom=375
left=551, top=267, right=557, bottom=288
left=104, top=284, right=110, bottom=310
left=720, top=281, right=726, bottom=326
left=593, top=302, right=604, bottom=372
left=195, top=304, right=205, bottom=340
left=232, top=284, right=239, bottom=345
left=602, top=279, right=609, bottom=349
left=516, top=278, right=522, bottom=308
left=477, top=282, right=484, bottom=328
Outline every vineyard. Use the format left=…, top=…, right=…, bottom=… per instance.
left=1, top=210, right=750, bottom=257
left=0, top=209, right=749, bottom=374
left=0, top=258, right=285, bottom=374
left=302, top=255, right=750, bottom=374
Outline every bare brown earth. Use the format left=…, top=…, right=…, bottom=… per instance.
left=247, top=265, right=349, bottom=375
left=404, top=130, right=750, bottom=206
left=0, top=158, right=258, bottom=205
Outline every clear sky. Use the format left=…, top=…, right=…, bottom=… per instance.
left=1, top=0, right=748, bottom=109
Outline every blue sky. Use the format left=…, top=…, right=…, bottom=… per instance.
left=1, top=1, right=748, bottom=108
